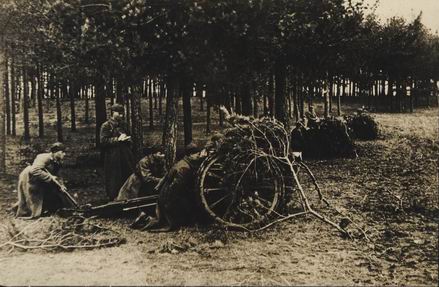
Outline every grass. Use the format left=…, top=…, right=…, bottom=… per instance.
left=0, top=98, right=437, bottom=285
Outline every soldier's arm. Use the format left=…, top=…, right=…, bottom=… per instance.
left=100, top=122, right=120, bottom=147
left=138, top=158, right=161, bottom=183
left=29, top=155, right=54, bottom=183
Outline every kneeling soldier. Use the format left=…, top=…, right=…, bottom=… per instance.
left=13, top=142, right=76, bottom=219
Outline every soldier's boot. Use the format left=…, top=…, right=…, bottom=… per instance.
left=145, top=214, right=176, bottom=233
left=130, top=211, right=148, bottom=229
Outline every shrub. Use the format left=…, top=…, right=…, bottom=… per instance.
left=299, top=117, right=357, bottom=159
left=346, top=113, right=380, bottom=140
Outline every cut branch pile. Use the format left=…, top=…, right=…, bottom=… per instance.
left=197, top=107, right=367, bottom=239
left=345, top=112, right=380, bottom=140
left=301, top=117, right=357, bottom=159
left=0, top=216, right=126, bottom=252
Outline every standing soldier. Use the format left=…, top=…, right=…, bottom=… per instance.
left=100, top=103, right=135, bottom=201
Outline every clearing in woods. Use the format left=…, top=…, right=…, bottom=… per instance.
left=0, top=101, right=437, bottom=285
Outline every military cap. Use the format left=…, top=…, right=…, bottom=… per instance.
left=110, top=103, right=124, bottom=113
left=185, top=142, right=201, bottom=155
left=50, top=142, right=66, bottom=153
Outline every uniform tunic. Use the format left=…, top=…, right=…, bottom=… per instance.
left=116, top=153, right=165, bottom=201
left=156, top=153, right=207, bottom=228
left=100, top=118, right=135, bottom=200
left=15, top=153, right=72, bottom=218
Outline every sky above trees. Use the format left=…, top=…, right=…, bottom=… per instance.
left=362, top=0, right=439, bottom=33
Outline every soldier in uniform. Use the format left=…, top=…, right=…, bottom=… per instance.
left=116, top=146, right=166, bottom=201
left=141, top=143, right=208, bottom=231
left=100, top=103, right=135, bottom=201
left=305, top=105, right=319, bottom=129
left=290, top=121, right=306, bottom=153
left=13, top=142, right=75, bottom=218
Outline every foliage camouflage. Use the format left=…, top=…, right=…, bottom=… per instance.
left=346, top=112, right=380, bottom=140
left=300, top=117, right=357, bottom=159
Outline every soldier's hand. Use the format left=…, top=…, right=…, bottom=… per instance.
left=118, top=134, right=131, bottom=142
left=59, top=184, right=68, bottom=193
left=118, top=134, right=127, bottom=141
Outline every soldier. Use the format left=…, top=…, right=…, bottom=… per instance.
left=141, top=143, right=208, bottom=231
left=290, top=121, right=306, bottom=153
left=305, top=105, right=319, bottom=129
left=13, top=142, right=76, bottom=219
left=116, top=146, right=166, bottom=201
left=100, top=103, right=135, bottom=201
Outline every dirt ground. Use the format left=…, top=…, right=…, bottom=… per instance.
left=0, top=101, right=437, bottom=285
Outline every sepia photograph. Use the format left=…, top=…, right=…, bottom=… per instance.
left=0, top=0, right=437, bottom=285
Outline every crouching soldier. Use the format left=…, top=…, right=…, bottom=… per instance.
left=290, top=121, right=306, bottom=153
left=116, top=146, right=166, bottom=201
left=142, top=143, right=208, bottom=232
left=305, top=105, right=319, bottom=129
left=13, top=142, right=76, bottom=219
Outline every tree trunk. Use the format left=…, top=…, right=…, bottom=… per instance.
left=95, top=76, right=107, bottom=147
left=293, top=75, right=300, bottom=121
left=274, top=59, right=288, bottom=128
left=4, top=55, right=10, bottom=135
left=153, top=79, right=158, bottom=110
left=337, top=78, right=342, bottom=116
left=70, top=80, right=77, bottom=131
left=199, top=85, right=204, bottom=112
left=55, top=80, right=63, bottom=142
left=396, top=79, right=402, bottom=113
left=234, top=93, right=242, bottom=114
left=219, top=105, right=224, bottom=127
left=30, top=73, right=36, bottom=108
left=299, top=74, right=304, bottom=119
left=388, top=78, right=394, bottom=112
left=241, top=82, right=252, bottom=116
left=328, top=76, right=333, bottom=113
left=130, top=84, right=143, bottom=161
left=108, top=77, right=114, bottom=105
left=84, top=85, right=90, bottom=124
left=10, top=57, right=16, bottom=136
left=323, top=80, right=330, bottom=118
left=425, top=79, right=430, bottom=107
left=37, top=66, right=44, bottom=137
left=125, top=93, right=131, bottom=130
left=263, top=90, right=268, bottom=116
left=148, top=78, right=153, bottom=129
left=352, top=81, right=356, bottom=97
left=268, top=74, right=274, bottom=116
left=253, top=89, right=258, bottom=118
left=22, top=67, right=30, bottom=143
left=182, top=79, right=192, bottom=145
left=0, top=51, right=6, bottom=173
left=373, top=79, right=379, bottom=111
left=409, top=80, right=414, bottom=113
left=159, top=80, right=163, bottom=118
left=433, top=80, right=438, bottom=107
left=163, top=75, right=179, bottom=171
left=287, top=89, right=291, bottom=119
left=206, top=98, right=211, bottom=135
left=46, top=73, right=52, bottom=112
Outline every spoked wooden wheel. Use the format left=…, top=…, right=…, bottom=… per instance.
left=198, top=155, right=283, bottom=229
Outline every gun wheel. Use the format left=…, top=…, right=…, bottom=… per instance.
left=198, top=155, right=283, bottom=229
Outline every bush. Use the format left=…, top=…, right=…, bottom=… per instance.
left=346, top=113, right=380, bottom=140
left=297, top=117, right=357, bottom=159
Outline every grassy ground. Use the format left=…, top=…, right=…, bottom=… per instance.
left=0, top=99, right=437, bottom=285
